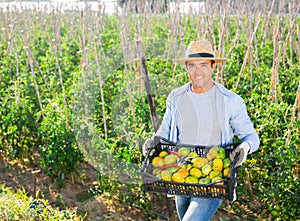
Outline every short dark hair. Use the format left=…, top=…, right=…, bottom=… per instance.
left=185, top=60, right=215, bottom=65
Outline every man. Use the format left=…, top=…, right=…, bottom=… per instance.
left=143, top=40, right=259, bottom=221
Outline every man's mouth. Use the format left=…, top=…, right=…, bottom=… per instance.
left=195, top=76, right=204, bottom=80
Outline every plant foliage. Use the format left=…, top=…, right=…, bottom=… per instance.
left=0, top=3, right=299, bottom=219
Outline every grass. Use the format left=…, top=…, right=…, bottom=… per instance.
left=0, top=185, right=85, bottom=221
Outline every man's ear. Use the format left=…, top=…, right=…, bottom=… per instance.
left=212, top=62, right=217, bottom=70
left=185, top=61, right=189, bottom=72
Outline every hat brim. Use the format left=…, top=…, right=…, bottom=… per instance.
left=173, top=57, right=227, bottom=65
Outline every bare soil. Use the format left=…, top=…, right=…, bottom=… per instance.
left=0, top=151, right=242, bottom=221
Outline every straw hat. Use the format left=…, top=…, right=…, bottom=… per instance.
left=173, top=40, right=227, bottom=65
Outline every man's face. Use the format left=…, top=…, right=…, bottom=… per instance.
left=186, top=59, right=216, bottom=93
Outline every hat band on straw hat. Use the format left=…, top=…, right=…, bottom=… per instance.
left=188, top=53, right=214, bottom=58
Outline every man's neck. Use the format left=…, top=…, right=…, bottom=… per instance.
left=191, top=83, right=214, bottom=93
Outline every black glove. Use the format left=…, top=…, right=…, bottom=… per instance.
left=142, top=136, right=160, bottom=157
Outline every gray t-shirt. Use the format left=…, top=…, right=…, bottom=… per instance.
left=175, top=85, right=221, bottom=146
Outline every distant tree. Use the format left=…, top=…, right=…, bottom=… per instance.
left=117, top=0, right=168, bottom=13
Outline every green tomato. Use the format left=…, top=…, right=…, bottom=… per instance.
left=271, top=210, right=279, bottom=217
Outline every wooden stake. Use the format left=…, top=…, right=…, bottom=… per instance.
left=285, top=81, right=300, bottom=148
left=217, top=8, right=227, bottom=84
left=27, top=48, right=44, bottom=118
left=234, top=14, right=261, bottom=91
left=32, top=169, right=41, bottom=199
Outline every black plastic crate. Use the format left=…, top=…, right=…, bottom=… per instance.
left=141, top=137, right=240, bottom=201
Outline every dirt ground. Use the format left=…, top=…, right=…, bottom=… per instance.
left=0, top=151, right=242, bottom=221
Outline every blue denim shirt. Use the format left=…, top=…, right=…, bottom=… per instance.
left=156, top=82, right=259, bottom=153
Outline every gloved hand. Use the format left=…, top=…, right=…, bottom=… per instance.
left=230, top=142, right=250, bottom=168
left=142, top=136, right=160, bottom=157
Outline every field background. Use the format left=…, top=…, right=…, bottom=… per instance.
left=0, top=0, right=299, bottom=220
